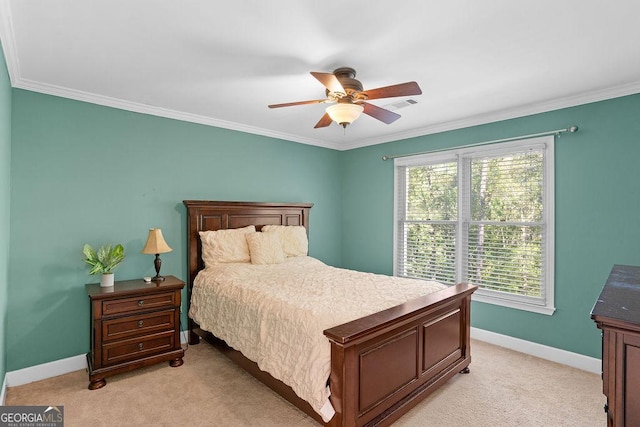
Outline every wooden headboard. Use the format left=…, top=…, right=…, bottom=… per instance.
left=182, top=200, right=313, bottom=290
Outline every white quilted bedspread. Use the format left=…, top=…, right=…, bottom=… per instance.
left=189, top=256, right=446, bottom=421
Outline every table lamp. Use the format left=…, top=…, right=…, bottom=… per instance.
left=141, top=228, right=172, bottom=282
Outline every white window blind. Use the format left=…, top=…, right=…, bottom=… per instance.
left=396, top=158, right=458, bottom=284
left=394, top=137, right=555, bottom=315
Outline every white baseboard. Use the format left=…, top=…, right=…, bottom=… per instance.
left=1, top=373, right=7, bottom=405
left=471, top=327, right=601, bottom=374
left=4, top=329, right=599, bottom=389
left=6, top=330, right=191, bottom=388
left=6, top=354, right=87, bottom=387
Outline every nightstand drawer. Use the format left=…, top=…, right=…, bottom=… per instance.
left=102, top=331, right=176, bottom=366
left=102, top=310, right=176, bottom=342
left=102, top=292, right=177, bottom=316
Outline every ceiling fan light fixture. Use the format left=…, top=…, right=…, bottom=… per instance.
left=326, top=103, right=364, bottom=128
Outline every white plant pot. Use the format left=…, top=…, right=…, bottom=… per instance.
left=100, top=273, right=115, bottom=288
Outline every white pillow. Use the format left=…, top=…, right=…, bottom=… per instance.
left=199, top=225, right=256, bottom=267
left=246, top=232, right=286, bottom=265
left=261, top=225, right=308, bottom=257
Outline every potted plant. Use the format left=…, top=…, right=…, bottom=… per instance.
left=83, top=243, right=125, bottom=287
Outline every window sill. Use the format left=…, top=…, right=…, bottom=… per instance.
left=472, top=293, right=556, bottom=315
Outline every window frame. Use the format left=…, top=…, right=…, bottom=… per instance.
left=393, top=136, right=555, bottom=315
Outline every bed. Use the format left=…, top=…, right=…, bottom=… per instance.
left=184, top=200, right=477, bottom=426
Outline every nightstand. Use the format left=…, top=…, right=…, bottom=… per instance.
left=86, top=275, right=185, bottom=390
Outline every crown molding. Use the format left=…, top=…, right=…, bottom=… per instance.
left=340, top=81, right=640, bottom=150
left=0, top=2, right=341, bottom=150
left=11, top=77, right=344, bottom=151
left=0, top=1, right=19, bottom=84
left=12, top=75, right=640, bottom=153
left=1, top=1, right=638, bottom=152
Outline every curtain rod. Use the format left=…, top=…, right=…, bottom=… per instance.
left=381, top=125, right=579, bottom=161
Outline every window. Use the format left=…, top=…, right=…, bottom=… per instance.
left=394, top=136, right=554, bottom=314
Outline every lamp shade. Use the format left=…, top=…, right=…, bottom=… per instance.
left=141, top=228, right=172, bottom=254
left=326, top=103, right=364, bottom=127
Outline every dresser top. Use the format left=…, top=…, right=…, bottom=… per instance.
left=591, top=264, right=640, bottom=325
left=86, top=275, right=185, bottom=299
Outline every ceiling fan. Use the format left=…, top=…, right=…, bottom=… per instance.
left=268, top=67, right=422, bottom=129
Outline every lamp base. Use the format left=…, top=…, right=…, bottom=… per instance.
left=152, top=254, right=165, bottom=282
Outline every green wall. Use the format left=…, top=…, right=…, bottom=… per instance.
left=340, top=93, right=640, bottom=358
left=6, top=77, right=640, bottom=372
left=7, top=89, right=342, bottom=371
left=0, top=46, right=11, bottom=387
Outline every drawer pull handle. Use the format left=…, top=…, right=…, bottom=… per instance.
left=138, top=343, right=144, bottom=350
left=137, top=300, right=144, bottom=306
left=137, top=320, right=144, bottom=328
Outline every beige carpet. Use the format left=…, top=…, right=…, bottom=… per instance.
left=5, top=340, right=605, bottom=426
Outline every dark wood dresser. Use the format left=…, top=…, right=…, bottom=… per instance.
left=591, top=264, right=640, bottom=426
left=86, top=276, right=185, bottom=389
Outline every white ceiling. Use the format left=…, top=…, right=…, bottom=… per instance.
left=1, top=1, right=639, bottom=150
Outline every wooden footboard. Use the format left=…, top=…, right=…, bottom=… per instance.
left=189, top=282, right=476, bottom=427
left=324, top=283, right=476, bottom=427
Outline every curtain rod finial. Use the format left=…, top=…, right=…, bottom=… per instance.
left=568, top=125, right=578, bottom=133
left=382, top=155, right=390, bottom=161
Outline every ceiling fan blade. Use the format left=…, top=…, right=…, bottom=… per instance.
left=362, top=81, right=422, bottom=100
left=362, top=102, right=401, bottom=124
left=268, top=99, right=327, bottom=108
left=314, top=112, right=333, bottom=128
left=310, top=72, right=345, bottom=93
